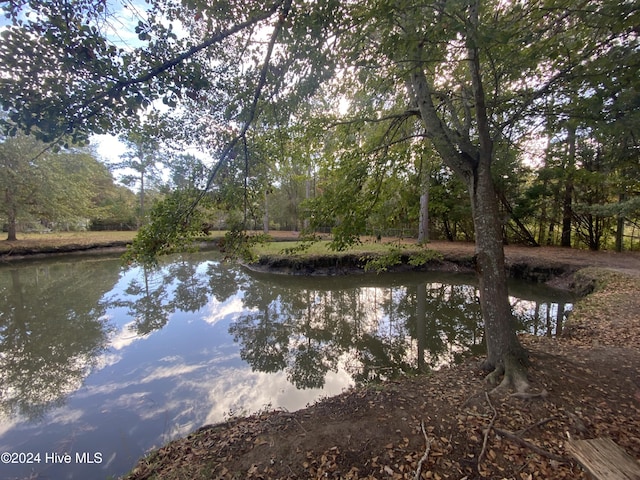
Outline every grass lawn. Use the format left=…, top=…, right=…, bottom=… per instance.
left=0, top=231, right=138, bottom=254
left=0, top=229, right=420, bottom=258
left=251, top=238, right=428, bottom=257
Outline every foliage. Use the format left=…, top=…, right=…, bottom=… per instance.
left=219, top=227, right=271, bottom=262
left=0, top=132, right=129, bottom=239
left=0, top=256, right=116, bottom=418
left=2, top=0, right=637, bottom=251
left=123, top=189, right=212, bottom=265
left=362, top=244, right=443, bottom=273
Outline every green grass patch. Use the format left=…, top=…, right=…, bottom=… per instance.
left=252, top=240, right=409, bottom=257
left=251, top=239, right=443, bottom=273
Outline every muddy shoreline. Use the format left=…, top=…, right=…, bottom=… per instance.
left=0, top=242, right=130, bottom=262
left=244, top=249, right=576, bottom=290
left=3, top=238, right=638, bottom=291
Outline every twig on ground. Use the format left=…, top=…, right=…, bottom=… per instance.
left=493, top=427, right=567, bottom=462
left=273, top=408, right=308, bottom=433
left=517, top=416, right=559, bottom=436
left=478, top=392, right=497, bottom=471
left=461, top=390, right=485, bottom=408
left=414, top=420, right=433, bottom=480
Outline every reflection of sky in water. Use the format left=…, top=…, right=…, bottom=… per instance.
left=0, top=254, right=572, bottom=479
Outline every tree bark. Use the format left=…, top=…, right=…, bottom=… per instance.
left=561, top=123, right=576, bottom=247
left=418, top=159, right=429, bottom=244
left=471, top=157, right=526, bottom=375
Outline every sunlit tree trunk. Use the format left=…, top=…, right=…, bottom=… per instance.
left=561, top=124, right=576, bottom=247
left=418, top=159, right=429, bottom=244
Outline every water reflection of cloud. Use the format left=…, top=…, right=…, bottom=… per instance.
left=92, top=320, right=149, bottom=372
left=0, top=418, right=21, bottom=445
left=48, top=408, right=85, bottom=426
left=140, top=364, right=204, bottom=384
left=202, top=296, right=248, bottom=326
left=200, top=367, right=352, bottom=426
left=110, top=321, right=148, bottom=350
left=85, top=358, right=353, bottom=446
left=101, top=391, right=156, bottom=414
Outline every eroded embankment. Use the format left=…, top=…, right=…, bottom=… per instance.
left=245, top=249, right=576, bottom=287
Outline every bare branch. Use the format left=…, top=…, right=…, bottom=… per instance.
left=194, top=0, right=293, bottom=205
left=414, top=420, right=433, bottom=480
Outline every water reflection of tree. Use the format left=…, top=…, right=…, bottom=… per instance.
left=109, top=256, right=238, bottom=335
left=119, top=265, right=172, bottom=335
left=100, top=258, right=573, bottom=392
left=508, top=280, right=573, bottom=337
left=229, top=271, right=572, bottom=389
left=0, top=259, right=119, bottom=419
left=229, top=276, right=484, bottom=388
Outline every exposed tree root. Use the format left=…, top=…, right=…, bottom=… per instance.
left=510, top=389, right=548, bottom=401
left=485, top=353, right=530, bottom=394
left=493, top=427, right=567, bottom=463
left=478, top=392, right=497, bottom=471
left=478, top=393, right=567, bottom=471
left=516, top=416, right=559, bottom=436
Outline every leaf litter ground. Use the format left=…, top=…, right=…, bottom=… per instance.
left=123, top=244, right=640, bottom=480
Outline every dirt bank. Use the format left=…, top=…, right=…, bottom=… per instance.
left=246, top=241, right=640, bottom=286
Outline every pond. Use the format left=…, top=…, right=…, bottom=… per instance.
left=0, top=252, right=573, bottom=479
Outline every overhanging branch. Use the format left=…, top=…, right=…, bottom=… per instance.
left=188, top=0, right=294, bottom=213
left=73, top=2, right=285, bottom=131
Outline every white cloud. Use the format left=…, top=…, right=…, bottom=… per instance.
left=202, top=296, right=248, bottom=326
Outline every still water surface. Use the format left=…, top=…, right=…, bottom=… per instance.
left=0, top=252, right=572, bottom=479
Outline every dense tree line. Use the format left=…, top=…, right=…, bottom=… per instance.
left=0, top=134, right=140, bottom=239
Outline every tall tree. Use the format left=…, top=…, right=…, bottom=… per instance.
left=112, top=121, right=164, bottom=226
left=0, top=134, right=44, bottom=240
left=0, top=133, right=115, bottom=239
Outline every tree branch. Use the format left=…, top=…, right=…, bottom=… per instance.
left=193, top=0, right=293, bottom=206
left=324, top=109, right=421, bottom=128
left=81, top=2, right=283, bottom=111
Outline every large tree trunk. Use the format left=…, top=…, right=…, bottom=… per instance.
left=418, top=157, right=430, bottom=244
left=418, top=191, right=429, bottom=244
left=469, top=158, right=528, bottom=390
left=6, top=212, right=17, bottom=241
